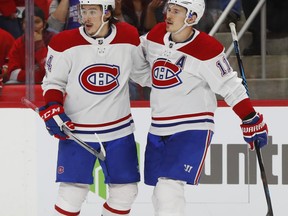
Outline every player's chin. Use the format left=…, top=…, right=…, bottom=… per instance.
left=84, top=26, right=95, bottom=35
left=166, top=24, right=172, bottom=32
left=166, top=22, right=175, bottom=31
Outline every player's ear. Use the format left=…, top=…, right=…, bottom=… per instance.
left=104, top=10, right=112, bottom=21
left=187, top=13, right=197, bottom=25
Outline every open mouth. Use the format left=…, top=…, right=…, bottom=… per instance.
left=85, top=23, right=93, bottom=28
left=166, top=20, right=173, bottom=26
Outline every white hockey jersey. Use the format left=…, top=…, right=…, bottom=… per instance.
left=42, top=22, right=150, bottom=142
left=141, top=23, right=249, bottom=136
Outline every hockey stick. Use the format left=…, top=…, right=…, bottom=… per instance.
left=229, top=23, right=273, bottom=216
left=21, top=97, right=106, bottom=161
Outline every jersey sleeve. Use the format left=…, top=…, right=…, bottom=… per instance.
left=198, top=51, right=249, bottom=108
left=42, top=44, right=70, bottom=96
left=129, top=34, right=151, bottom=87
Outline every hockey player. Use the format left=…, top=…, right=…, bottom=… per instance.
left=140, top=0, right=268, bottom=215
left=39, top=0, right=149, bottom=215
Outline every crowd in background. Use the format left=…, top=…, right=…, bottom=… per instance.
left=0, top=0, right=287, bottom=99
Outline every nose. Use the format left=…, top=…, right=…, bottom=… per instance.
left=82, top=16, right=91, bottom=23
left=166, top=11, right=173, bottom=19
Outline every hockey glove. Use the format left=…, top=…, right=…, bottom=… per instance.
left=241, top=113, right=268, bottom=150
left=39, top=102, right=74, bottom=140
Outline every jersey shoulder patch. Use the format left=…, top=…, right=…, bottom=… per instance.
left=179, top=31, right=224, bottom=60
left=146, top=22, right=166, bottom=45
left=48, top=28, right=89, bottom=52
left=111, top=22, right=140, bottom=46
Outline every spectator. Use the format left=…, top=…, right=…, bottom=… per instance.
left=195, top=0, right=242, bottom=33
left=4, top=5, right=55, bottom=84
left=115, top=0, right=163, bottom=35
left=0, top=0, right=50, bottom=38
left=47, top=0, right=81, bottom=33
left=154, top=0, right=167, bottom=23
left=0, top=0, right=23, bottom=38
left=0, top=28, right=15, bottom=88
left=220, top=0, right=242, bottom=28
left=0, top=28, right=15, bottom=73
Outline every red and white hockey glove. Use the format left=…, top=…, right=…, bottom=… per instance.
left=241, top=113, right=268, bottom=150
left=39, top=102, right=74, bottom=140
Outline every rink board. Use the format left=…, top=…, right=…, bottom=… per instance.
left=0, top=106, right=287, bottom=216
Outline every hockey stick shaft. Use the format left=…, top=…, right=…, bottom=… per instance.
left=229, top=23, right=250, bottom=97
left=21, top=97, right=106, bottom=161
left=255, top=143, right=273, bottom=216
left=229, top=23, right=273, bottom=216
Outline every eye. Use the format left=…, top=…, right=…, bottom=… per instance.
left=34, top=19, right=42, bottom=25
left=90, top=10, right=97, bottom=16
left=174, top=9, right=180, bottom=14
left=80, top=9, right=87, bottom=16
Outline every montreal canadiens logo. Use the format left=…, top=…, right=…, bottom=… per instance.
left=152, top=59, right=182, bottom=89
left=79, top=64, right=120, bottom=94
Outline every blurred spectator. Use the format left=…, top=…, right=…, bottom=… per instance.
left=4, top=5, right=55, bottom=84
left=0, top=0, right=50, bottom=38
left=242, top=0, right=288, bottom=55
left=195, top=0, right=242, bottom=33
left=220, top=0, right=241, bottom=25
left=33, top=0, right=50, bottom=19
left=0, top=28, right=15, bottom=72
left=0, top=28, right=15, bottom=89
left=47, top=0, right=81, bottom=33
left=154, top=0, right=166, bottom=23
left=115, top=0, right=163, bottom=35
left=0, top=0, right=23, bottom=38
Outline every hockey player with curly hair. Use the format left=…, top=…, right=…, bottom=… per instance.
left=39, top=0, right=149, bottom=215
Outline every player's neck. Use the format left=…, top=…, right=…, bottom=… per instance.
left=85, top=25, right=111, bottom=39
left=95, top=25, right=110, bottom=38
left=171, top=27, right=195, bottom=43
